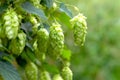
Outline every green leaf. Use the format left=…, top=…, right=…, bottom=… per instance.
left=0, top=61, right=21, bottom=80
left=0, top=52, right=14, bottom=63
left=53, top=10, right=71, bottom=28
left=43, top=63, right=59, bottom=74
left=21, top=22, right=32, bottom=40
left=59, top=3, right=73, bottom=18
left=21, top=1, right=47, bottom=20
left=41, top=0, right=53, bottom=8
left=61, top=48, right=71, bottom=61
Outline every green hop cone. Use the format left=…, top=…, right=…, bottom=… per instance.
left=47, top=22, right=64, bottom=58
left=25, top=62, right=38, bottom=80
left=40, top=70, right=51, bottom=80
left=37, top=28, right=49, bottom=53
left=53, top=74, right=63, bottom=80
left=70, top=13, right=87, bottom=46
left=3, top=8, right=19, bottom=39
left=61, top=66, right=73, bottom=80
left=34, top=28, right=49, bottom=61
left=9, top=31, right=26, bottom=55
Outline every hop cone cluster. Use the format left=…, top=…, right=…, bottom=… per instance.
left=47, top=22, right=64, bottom=58
left=39, top=70, right=51, bottom=80
left=3, top=8, right=19, bottom=39
left=61, top=66, right=73, bottom=80
left=25, top=62, right=38, bottom=80
left=70, top=13, right=87, bottom=46
left=9, top=31, right=26, bottom=55
left=53, top=74, right=63, bottom=80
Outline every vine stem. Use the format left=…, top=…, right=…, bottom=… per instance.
left=55, top=0, right=80, bottom=13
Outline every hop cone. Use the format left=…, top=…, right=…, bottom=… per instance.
left=39, top=70, right=51, bottom=80
left=25, top=62, right=38, bottom=80
left=37, top=28, right=49, bottom=53
left=61, top=66, right=73, bottom=80
left=70, top=13, right=87, bottom=46
left=34, top=28, right=49, bottom=61
left=9, top=31, right=26, bottom=55
left=47, top=22, right=64, bottom=58
left=3, top=8, right=19, bottom=39
left=53, top=74, right=63, bottom=80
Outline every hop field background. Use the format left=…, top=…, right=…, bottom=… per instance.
left=61, top=0, right=120, bottom=80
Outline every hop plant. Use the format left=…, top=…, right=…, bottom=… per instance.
left=47, top=22, right=64, bottom=58
left=3, top=8, right=19, bottom=39
left=70, top=13, right=87, bottom=46
left=25, top=62, right=38, bottom=80
left=9, top=31, right=26, bottom=55
left=61, top=66, right=73, bottom=80
left=39, top=70, right=51, bottom=80
left=53, top=74, right=63, bottom=80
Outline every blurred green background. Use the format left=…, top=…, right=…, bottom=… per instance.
left=61, top=0, right=120, bottom=80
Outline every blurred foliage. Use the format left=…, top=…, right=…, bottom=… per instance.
left=61, top=0, right=120, bottom=80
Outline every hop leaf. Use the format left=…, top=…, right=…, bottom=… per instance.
left=53, top=74, right=63, bottom=80
left=9, top=31, right=26, bottom=55
left=3, top=8, right=19, bottom=39
left=47, top=22, right=64, bottom=58
left=25, top=62, right=38, bottom=80
left=61, top=66, right=73, bottom=80
left=40, top=70, right=51, bottom=80
left=70, top=13, right=87, bottom=46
